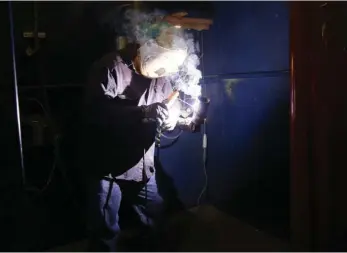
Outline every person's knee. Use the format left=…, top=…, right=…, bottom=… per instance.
left=149, top=194, right=164, bottom=217
left=87, top=179, right=122, bottom=236
left=146, top=188, right=165, bottom=221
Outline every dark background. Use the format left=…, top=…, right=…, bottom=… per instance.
left=0, top=1, right=289, bottom=251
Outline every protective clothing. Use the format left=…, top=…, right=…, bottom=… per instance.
left=161, top=100, right=181, bottom=131
left=87, top=175, right=164, bottom=252
left=141, top=102, right=169, bottom=126
left=81, top=50, right=174, bottom=182
left=80, top=49, right=175, bottom=251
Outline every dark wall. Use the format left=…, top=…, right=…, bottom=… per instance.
left=0, top=2, right=290, bottom=248
left=160, top=1, right=290, bottom=237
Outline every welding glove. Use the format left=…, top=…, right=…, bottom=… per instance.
left=141, top=102, right=169, bottom=126
left=161, top=103, right=181, bottom=132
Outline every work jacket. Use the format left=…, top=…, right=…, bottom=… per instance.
left=80, top=51, right=173, bottom=182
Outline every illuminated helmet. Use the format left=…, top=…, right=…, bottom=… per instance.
left=138, top=26, right=188, bottom=78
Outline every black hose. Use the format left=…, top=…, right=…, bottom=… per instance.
left=159, top=135, right=181, bottom=149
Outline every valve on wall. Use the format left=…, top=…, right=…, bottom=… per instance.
left=22, top=2, right=46, bottom=57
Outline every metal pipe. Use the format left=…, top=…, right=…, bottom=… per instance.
left=8, top=1, right=26, bottom=187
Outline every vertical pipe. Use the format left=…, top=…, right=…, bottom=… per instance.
left=8, top=1, right=26, bottom=187
left=290, top=2, right=313, bottom=250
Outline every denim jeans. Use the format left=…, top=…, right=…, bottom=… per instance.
left=86, top=175, right=164, bottom=252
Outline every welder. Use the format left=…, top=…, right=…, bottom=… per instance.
left=78, top=5, right=213, bottom=250
left=79, top=17, right=186, bottom=253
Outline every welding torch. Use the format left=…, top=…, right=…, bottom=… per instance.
left=176, top=95, right=210, bottom=133
left=155, top=89, right=210, bottom=147
left=155, top=89, right=180, bottom=147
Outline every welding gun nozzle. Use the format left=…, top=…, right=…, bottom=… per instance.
left=164, top=90, right=180, bottom=108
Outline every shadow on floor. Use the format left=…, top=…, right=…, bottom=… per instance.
left=49, top=205, right=291, bottom=252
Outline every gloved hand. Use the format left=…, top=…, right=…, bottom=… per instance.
left=141, top=102, right=169, bottom=126
left=161, top=104, right=180, bottom=131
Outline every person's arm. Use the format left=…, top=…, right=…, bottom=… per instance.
left=84, top=65, right=145, bottom=130
left=84, top=63, right=168, bottom=131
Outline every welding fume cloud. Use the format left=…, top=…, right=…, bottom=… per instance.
left=123, top=9, right=203, bottom=99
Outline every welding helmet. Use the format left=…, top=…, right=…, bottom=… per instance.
left=138, top=30, right=188, bottom=78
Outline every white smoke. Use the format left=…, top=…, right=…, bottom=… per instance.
left=123, top=8, right=165, bottom=44
left=123, top=9, right=202, bottom=99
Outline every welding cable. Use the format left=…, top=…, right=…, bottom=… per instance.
left=157, top=125, right=183, bottom=150
left=159, top=135, right=181, bottom=149
left=158, top=96, right=192, bottom=143
left=159, top=128, right=182, bottom=149
left=8, top=1, right=26, bottom=187
left=142, top=149, right=150, bottom=227
left=155, top=127, right=162, bottom=147
left=26, top=97, right=48, bottom=117
left=197, top=119, right=208, bottom=205
left=23, top=97, right=58, bottom=194
left=18, top=98, right=67, bottom=196
left=38, top=135, right=59, bottom=193
left=161, top=129, right=183, bottom=140
left=17, top=96, right=61, bottom=195
left=197, top=32, right=208, bottom=206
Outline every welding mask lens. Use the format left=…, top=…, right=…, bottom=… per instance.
left=139, top=39, right=187, bottom=78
